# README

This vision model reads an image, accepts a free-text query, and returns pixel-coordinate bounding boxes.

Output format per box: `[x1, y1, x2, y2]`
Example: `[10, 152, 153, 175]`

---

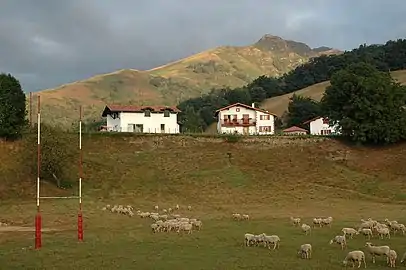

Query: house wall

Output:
[217, 105, 275, 135]
[107, 111, 179, 133]
[256, 112, 275, 135]
[309, 118, 340, 135]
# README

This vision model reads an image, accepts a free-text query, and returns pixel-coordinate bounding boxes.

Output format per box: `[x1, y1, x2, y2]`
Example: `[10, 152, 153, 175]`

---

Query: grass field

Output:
[1, 134, 406, 269]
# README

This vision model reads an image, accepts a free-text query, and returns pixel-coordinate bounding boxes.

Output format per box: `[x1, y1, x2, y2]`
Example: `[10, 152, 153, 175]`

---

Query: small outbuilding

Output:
[282, 126, 308, 135]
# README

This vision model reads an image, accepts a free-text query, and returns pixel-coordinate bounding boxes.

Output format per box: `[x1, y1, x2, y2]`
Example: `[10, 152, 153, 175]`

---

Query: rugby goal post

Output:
[34, 95, 84, 249]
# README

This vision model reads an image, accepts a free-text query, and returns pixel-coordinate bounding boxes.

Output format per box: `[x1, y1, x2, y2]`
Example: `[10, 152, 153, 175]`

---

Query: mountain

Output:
[29, 34, 341, 127]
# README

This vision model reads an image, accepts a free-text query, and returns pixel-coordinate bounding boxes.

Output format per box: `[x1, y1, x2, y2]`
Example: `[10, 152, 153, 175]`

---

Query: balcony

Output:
[221, 119, 256, 127]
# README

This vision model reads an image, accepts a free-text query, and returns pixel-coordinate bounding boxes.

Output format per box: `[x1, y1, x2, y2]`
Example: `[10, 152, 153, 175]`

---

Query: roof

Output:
[283, 126, 308, 133]
[102, 105, 181, 117]
[214, 103, 277, 116]
[302, 116, 323, 125]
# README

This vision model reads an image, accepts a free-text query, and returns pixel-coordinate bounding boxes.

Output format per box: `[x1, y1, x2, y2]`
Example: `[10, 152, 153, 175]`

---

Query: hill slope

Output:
[260, 69, 406, 117]
[31, 34, 340, 127]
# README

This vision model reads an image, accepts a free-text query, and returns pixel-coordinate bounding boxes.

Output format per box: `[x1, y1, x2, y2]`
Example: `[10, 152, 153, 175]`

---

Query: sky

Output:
[1, 0, 405, 92]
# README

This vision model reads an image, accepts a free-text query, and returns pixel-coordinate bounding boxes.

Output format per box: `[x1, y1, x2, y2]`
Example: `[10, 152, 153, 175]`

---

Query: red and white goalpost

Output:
[34, 95, 84, 249]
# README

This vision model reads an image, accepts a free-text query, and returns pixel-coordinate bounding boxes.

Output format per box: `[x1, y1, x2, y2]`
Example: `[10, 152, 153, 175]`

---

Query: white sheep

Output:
[365, 242, 390, 264]
[261, 234, 280, 250]
[168, 208, 172, 212]
[387, 249, 397, 268]
[313, 218, 322, 227]
[187, 205, 192, 210]
[290, 217, 301, 226]
[342, 227, 359, 239]
[358, 228, 373, 240]
[154, 205, 159, 211]
[192, 220, 202, 231]
[151, 223, 160, 233]
[322, 216, 333, 227]
[179, 223, 193, 234]
[175, 204, 179, 210]
[301, 223, 311, 235]
[376, 226, 391, 239]
[232, 213, 241, 220]
[244, 233, 255, 247]
[342, 250, 366, 268]
[242, 214, 249, 220]
[162, 209, 167, 213]
[329, 235, 346, 250]
[298, 244, 312, 259]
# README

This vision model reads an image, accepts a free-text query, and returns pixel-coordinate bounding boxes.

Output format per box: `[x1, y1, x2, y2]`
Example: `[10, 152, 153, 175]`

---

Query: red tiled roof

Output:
[102, 105, 181, 117]
[283, 126, 308, 133]
[215, 103, 277, 116]
[303, 116, 322, 125]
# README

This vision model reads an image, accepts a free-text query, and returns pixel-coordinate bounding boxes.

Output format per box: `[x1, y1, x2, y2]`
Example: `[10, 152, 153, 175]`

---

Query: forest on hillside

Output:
[177, 39, 406, 132]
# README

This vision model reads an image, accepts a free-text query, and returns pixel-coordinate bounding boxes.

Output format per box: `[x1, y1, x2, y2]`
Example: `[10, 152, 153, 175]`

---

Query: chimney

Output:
[252, 103, 255, 108]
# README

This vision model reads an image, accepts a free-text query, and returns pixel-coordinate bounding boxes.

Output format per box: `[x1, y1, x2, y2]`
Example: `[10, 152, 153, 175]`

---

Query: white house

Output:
[215, 103, 276, 135]
[303, 116, 341, 135]
[101, 105, 181, 133]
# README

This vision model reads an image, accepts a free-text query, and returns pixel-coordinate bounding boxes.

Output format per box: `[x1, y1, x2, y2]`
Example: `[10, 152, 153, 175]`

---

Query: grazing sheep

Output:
[375, 226, 391, 239]
[329, 235, 347, 250]
[313, 218, 322, 228]
[400, 251, 406, 264]
[168, 208, 172, 213]
[298, 244, 312, 259]
[151, 223, 160, 233]
[154, 205, 159, 211]
[364, 242, 390, 264]
[301, 224, 311, 235]
[342, 228, 359, 239]
[358, 221, 374, 230]
[261, 234, 280, 250]
[242, 214, 250, 220]
[387, 249, 397, 268]
[175, 204, 179, 210]
[162, 209, 167, 213]
[232, 213, 242, 220]
[343, 250, 366, 268]
[187, 205, 192, 210]
[358, 228, 373, 240]
[322, 216, 333, 227]
[290, 217, 301, 226]
[192, 220, 202, 231]
[244, 233, 256, 247]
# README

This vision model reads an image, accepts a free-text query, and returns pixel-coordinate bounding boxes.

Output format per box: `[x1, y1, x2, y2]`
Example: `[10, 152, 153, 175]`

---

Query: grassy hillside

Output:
[260, 69, 406, 117]
[1, 134, 406, 269]
[30, 35, 340, 127]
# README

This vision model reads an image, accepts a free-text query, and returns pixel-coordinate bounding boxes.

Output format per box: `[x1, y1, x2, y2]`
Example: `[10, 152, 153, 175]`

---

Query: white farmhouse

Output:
[215, 103, 276, 135]
[303, 116, 341, 135]
[101, 105, 181, 133]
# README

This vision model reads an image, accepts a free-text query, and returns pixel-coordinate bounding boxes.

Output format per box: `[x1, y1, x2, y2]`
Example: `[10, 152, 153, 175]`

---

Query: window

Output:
[164, 110, 170, 117]
[322, 118, 329, 124]
[144, 110, 151, 117]
[160, 124, 165, 132]
[232, 114, 238, 121]
[259, 126, 272, 132]
[135, 124, 143, 133]
[321, 129, 331, 135]
[260, 115, 270, 120]
[111, 112, 119, 119]
[236, 108, 240, 112]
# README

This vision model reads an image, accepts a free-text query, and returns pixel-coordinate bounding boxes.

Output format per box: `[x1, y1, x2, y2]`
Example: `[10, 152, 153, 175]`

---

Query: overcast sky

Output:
[1, 0, 405, 92]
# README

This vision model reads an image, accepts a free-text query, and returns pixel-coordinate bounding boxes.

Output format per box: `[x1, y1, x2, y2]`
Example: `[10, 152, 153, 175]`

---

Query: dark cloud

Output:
[0, 0, 405, 92]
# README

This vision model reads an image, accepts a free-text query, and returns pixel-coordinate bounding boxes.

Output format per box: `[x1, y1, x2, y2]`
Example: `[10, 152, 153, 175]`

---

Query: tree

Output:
[321, 62, 406, 144]
[179, 106, 205, 133]
[286, 94, 321, 127]
[0, 73, 27, 140]
[22, 124, 77, 188]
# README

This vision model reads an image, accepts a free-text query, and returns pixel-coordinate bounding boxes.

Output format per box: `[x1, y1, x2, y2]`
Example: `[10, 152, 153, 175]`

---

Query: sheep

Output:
[342, 228, 359, 239]
[301, 223, 311, 235]
[162, 209, 167, 213]
[244, 233, 256, 247]
[387, 249, 397, 268]
[297, 244, 312, 259]
[175, 204, 179, 210]
[168, 208, 173, 213]
[358, 221, 374, 230]
[388, 222, 403, 235]
[151, 223, 160, 233]
[375, 226, 391, 239]
[242, 214, 250, 220]
[321, 216, 333, 227]
[290, 217, 301, 226]
[154, 205, 159, 211]
[342, 250, 366, 268]
[400, 251, 406, 264]
[313, 218, 322, 228]
[358, 228, 373, 240]
[179, 223, 193, 234]
[232, 213, 241, 220]
[187, 205, 192, 211]
[192, 220, 202, 231]
[364, 242, 390, 264]
[261, 234, 280, 250]
[329, 235, 347, 250]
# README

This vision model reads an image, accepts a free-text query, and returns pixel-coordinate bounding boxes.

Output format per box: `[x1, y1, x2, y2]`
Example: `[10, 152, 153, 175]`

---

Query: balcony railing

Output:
[221, 119, 256, 126]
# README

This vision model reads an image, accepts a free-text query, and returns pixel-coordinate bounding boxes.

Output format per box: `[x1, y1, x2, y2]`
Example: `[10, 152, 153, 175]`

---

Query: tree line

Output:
[177, 39, 406, 132]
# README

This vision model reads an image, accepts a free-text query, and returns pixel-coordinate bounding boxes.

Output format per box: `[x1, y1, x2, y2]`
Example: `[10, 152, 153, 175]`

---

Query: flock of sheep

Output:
[102, 203, 201, 234]
[245, 216, 406, 268]
[0, 221, 8, 226]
